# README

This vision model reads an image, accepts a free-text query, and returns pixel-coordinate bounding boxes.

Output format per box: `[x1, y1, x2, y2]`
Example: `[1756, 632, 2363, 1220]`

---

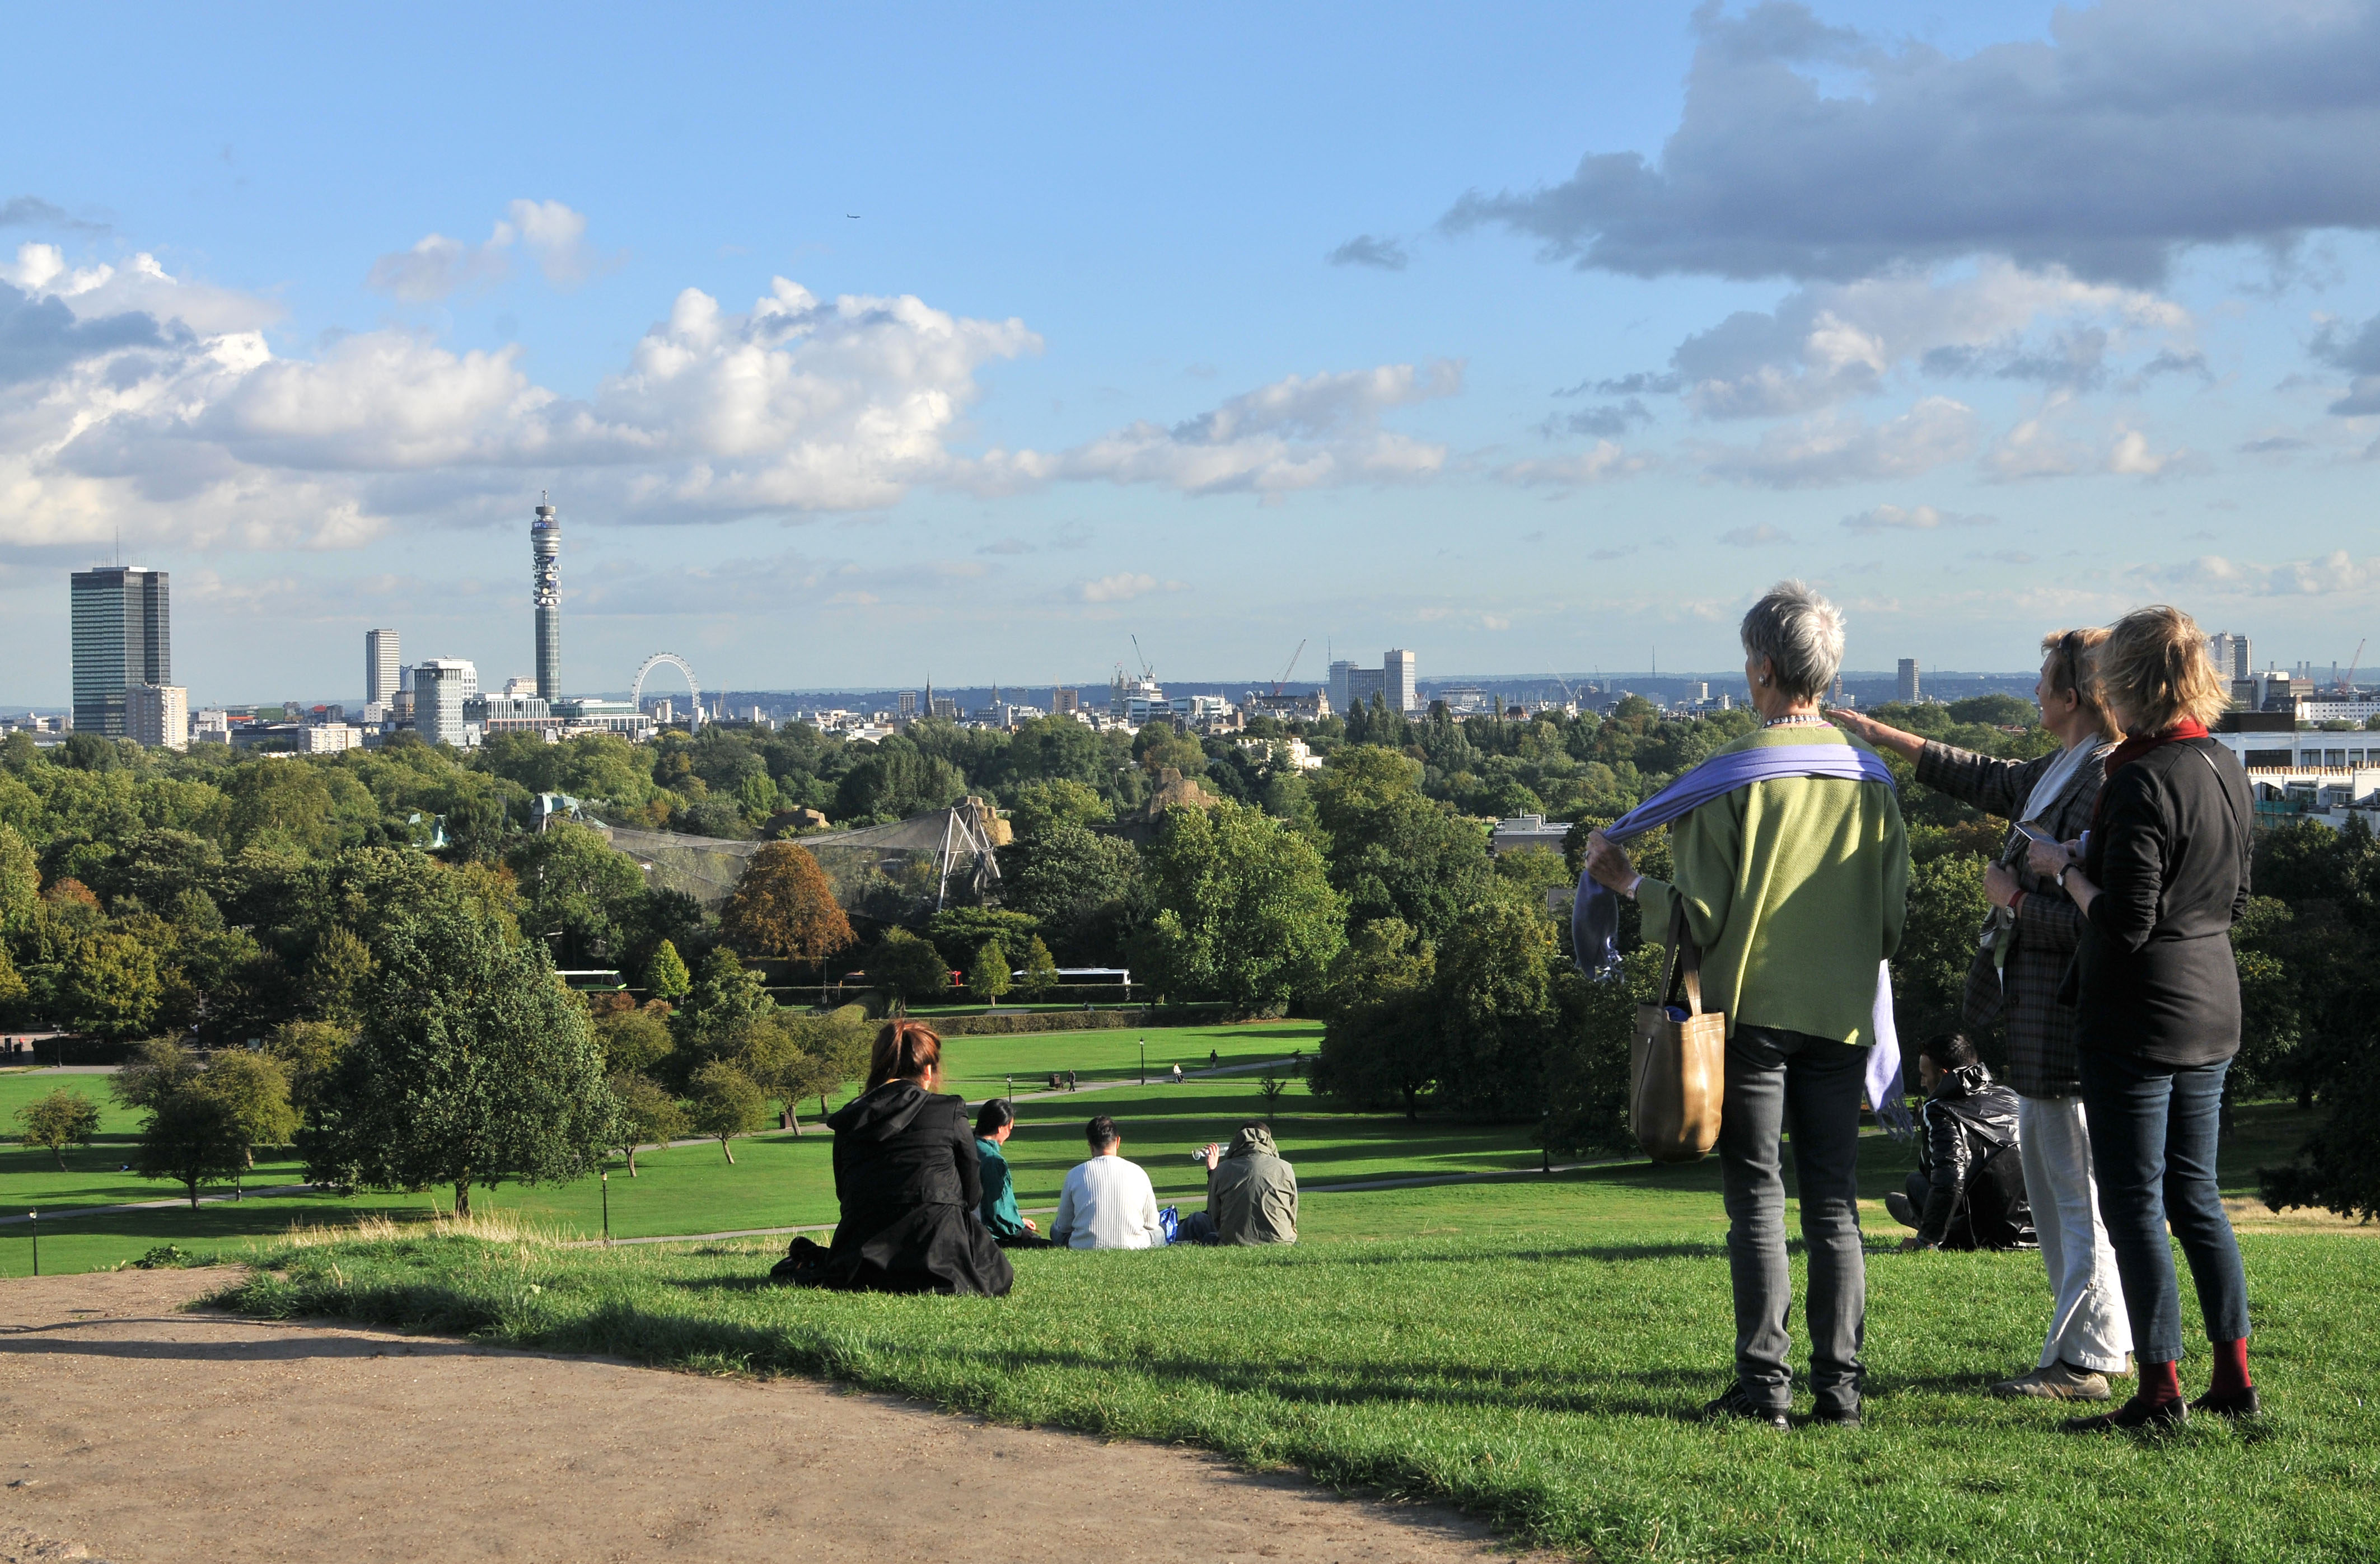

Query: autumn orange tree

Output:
[720, 842, 856, 966]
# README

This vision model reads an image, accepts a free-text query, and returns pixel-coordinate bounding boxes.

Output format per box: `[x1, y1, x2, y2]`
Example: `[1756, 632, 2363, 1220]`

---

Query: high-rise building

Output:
[1051, 687, 1079, 714]
[2206, 633, 2252, 682]
[532, 496, 562, 701]
[1897, 658, 1921, 704]
[127, 683, 189, 751]
[1384, 649, 1417, 713]
[897, 691, 918, 719]
[364, 629, 401, 706]
[1344, 666, 1385, 709]
[1327, 660, 1356, 714]
[69, 566, 170, 737]
[415, 659, 478, 747]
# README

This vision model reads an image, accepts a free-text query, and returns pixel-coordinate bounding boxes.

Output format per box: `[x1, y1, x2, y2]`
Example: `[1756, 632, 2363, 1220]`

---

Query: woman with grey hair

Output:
[1584, 580, 1909, 1429]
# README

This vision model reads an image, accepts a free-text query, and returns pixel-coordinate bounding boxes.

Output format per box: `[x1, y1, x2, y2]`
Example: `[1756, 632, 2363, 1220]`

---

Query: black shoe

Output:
[2061, 1394, 2187, 1434]
[1701, 1382, 1789, 1430]
[2191, 1384, 2261, 1418]
[1808, 1402, 1862, 1429]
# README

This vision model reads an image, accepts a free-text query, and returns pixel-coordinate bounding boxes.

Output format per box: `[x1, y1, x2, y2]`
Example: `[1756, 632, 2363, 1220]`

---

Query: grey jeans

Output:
[1718, 1023, 1869, 1415]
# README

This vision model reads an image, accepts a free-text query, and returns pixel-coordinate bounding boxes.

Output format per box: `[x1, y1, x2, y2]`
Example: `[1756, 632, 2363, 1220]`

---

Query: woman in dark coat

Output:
[778, 1020, 1013, 1296]
[2032, 605, 2254, 1432]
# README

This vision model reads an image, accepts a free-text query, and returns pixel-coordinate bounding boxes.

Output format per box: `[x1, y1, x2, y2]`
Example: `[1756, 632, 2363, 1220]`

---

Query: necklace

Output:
[1762, 712, 1827, 728]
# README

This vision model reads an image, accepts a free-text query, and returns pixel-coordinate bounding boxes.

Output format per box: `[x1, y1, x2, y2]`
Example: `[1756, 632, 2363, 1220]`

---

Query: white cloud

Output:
[6, 241, 279, 333]
[364, 199, 606, 302]
[0, 252, 1042, 555]
[1841, 503, 1994, 533]
[1986, 399, 2194, 481]
[2106, 425, 2189, 476]
[1699, 396, 1977, 489]
[1498, 439, 1650, 488]
[2137, 550, 2380, 598]
[1719, 522, 1793, 547]
[1607, 260, 2193, 422]
[1077, 572, 1185, 603]
[980, 360, 1462, 498]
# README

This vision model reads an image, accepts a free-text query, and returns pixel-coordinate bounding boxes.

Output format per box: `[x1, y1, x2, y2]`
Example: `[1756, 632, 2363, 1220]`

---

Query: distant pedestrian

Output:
[1208, 1050, 1219, 1070]
[1170, 1063, 1184, 1085]
[1067, 1069, 1077, 1092]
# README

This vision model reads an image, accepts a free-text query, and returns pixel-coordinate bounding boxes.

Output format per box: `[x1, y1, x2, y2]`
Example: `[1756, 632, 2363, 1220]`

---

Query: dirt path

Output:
[0, 1270, 1541, 1564]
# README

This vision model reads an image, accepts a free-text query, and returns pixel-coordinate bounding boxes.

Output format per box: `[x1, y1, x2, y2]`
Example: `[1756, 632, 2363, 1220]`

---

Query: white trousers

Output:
[2018, 1094, 2133, 1373]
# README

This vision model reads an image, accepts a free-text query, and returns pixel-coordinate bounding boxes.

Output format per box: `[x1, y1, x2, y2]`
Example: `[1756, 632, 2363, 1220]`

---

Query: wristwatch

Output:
[2055, 865, 2070, 890]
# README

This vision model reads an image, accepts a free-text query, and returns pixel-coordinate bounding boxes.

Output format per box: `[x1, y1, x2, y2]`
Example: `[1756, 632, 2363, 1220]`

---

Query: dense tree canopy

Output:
[299, 867, 614, 1215]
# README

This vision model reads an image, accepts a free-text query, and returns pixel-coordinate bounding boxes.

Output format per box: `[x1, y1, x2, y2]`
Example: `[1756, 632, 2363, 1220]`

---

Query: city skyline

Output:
[8, 3, 2380, 700]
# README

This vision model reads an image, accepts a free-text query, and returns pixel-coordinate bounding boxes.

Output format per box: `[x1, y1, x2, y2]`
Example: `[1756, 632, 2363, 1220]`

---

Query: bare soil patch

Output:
[0, 1270, 1538, 1564]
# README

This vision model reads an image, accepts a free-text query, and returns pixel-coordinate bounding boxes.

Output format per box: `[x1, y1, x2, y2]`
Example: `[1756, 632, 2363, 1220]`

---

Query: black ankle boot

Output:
[2190, 1384, 2261, 1418]
[2062, 1394, 2187, 1434]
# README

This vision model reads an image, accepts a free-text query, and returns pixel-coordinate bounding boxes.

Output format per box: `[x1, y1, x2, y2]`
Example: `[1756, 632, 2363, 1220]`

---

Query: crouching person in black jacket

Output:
[1888, 1034, 2035, 1251]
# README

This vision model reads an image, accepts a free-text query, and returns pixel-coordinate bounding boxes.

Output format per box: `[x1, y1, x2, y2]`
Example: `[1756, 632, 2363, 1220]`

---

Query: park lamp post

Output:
[1139, 1037, 1145, 1086]
[601, 1172, 610, 1245]
[27, 1211, 36, 1277]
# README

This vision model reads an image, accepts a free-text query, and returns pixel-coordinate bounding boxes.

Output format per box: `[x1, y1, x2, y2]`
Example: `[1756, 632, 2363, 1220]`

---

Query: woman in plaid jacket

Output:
[1834, 628, 2131, 1402]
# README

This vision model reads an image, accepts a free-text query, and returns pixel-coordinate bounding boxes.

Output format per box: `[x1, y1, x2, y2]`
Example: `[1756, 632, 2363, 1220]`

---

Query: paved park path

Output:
[0, 1268, 1545, 1564]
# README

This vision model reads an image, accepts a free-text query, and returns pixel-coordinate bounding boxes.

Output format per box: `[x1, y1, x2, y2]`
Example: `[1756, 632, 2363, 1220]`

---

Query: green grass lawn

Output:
[0, 1022, 2338, 1282]
[213, 1158, 2380, 1563]
[0, 1024, 1326, 1273]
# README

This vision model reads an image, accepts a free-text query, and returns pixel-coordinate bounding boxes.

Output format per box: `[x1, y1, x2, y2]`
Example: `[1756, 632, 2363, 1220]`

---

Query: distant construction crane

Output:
[1129, 634, 1154, 681]
[1271, 638, 1307, 695]
[2341, 639, 2367, 692]
[1548, 667, 1580, 707]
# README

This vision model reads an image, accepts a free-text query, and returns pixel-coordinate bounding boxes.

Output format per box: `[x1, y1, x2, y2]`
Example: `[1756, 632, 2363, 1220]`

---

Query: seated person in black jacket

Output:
[1888, 1033, 2036, 1252]
[773, 1020, 1014, 1297]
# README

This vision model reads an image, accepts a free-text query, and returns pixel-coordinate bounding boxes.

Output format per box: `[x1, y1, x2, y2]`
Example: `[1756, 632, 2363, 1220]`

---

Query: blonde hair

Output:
[2038, 626, 2121, 742]
[2093, 606, 2230, 733]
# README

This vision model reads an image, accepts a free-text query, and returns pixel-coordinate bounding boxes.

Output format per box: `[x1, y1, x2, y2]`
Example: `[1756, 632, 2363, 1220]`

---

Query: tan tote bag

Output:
[1631, 901, 1726, 1163]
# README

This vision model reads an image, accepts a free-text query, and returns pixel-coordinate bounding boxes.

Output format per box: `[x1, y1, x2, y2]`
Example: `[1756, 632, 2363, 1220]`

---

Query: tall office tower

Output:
[2206, 633, 2252, 682]
[1897, 658, 1921, 704]
[1383, 649, 1416, 713]
[69, 566, 171, 737]
[1344, 666, 1385, 709]
[532, 495, 562, 701]
[127, 683, 189, 751]
[364, 629, 401, 706]
[1327, 660, 1356, 713]
[897, 691, 918, 719]
[1051, 687, 1079, 714]
[415, 659, 478, 746]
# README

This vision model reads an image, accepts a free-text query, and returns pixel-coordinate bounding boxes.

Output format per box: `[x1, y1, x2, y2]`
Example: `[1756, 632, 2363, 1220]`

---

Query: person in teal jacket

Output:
[974, 1101, 1050, 1248]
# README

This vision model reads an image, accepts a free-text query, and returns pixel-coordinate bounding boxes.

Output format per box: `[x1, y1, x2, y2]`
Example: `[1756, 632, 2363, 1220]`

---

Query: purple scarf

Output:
[1571, 739, 1912, 1134]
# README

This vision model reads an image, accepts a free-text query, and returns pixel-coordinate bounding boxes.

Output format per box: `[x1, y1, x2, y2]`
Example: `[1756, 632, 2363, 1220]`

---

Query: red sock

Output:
[2209, 1338, 2252, 1397]
[2139, 1359, 2182, 1405]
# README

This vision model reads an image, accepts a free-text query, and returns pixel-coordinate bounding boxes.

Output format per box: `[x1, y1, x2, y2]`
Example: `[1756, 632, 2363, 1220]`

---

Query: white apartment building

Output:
[415, 659, 479, 747]
[126, 683, 189, 751]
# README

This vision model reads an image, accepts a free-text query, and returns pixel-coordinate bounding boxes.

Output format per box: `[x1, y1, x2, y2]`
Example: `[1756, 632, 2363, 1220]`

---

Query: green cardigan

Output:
[975, 1137, 1030, 1239]
[1636, 725, 1909, 1045]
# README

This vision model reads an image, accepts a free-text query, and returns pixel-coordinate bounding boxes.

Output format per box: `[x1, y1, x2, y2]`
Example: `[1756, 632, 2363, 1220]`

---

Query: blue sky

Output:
[6, 1, 2379, 703]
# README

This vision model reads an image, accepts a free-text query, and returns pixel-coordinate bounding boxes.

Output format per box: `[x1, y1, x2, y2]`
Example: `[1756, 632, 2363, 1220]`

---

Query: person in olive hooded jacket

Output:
[775, 1020, 1013, 1296]
[1182, 1122, 1298, 1244]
